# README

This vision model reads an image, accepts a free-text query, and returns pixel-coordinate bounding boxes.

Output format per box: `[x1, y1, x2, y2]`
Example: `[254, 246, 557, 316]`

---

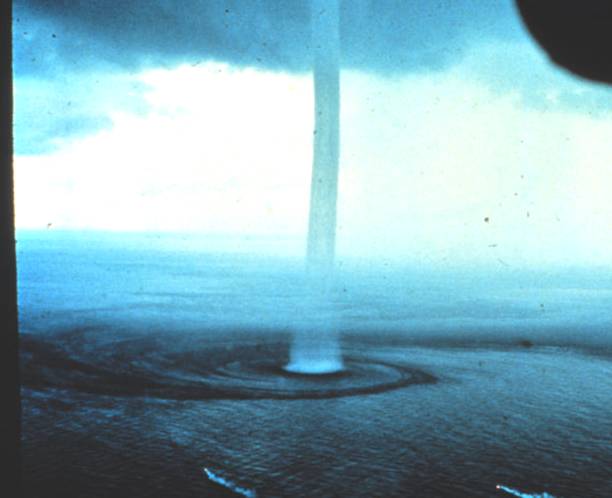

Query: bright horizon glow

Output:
[13, 42, 612, 267]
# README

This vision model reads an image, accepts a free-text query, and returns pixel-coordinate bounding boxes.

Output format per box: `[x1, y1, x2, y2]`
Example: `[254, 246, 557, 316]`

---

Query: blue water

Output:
[16, 229, 612, 348]
[17, 230, 612, 497]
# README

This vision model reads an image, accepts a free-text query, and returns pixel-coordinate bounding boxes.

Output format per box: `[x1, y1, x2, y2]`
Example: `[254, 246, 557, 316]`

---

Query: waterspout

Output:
[286, 0, 343, 374]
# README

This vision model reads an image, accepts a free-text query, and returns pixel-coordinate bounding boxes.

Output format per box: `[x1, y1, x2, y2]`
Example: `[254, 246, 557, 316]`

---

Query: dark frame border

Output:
[1, 0, 21, 495]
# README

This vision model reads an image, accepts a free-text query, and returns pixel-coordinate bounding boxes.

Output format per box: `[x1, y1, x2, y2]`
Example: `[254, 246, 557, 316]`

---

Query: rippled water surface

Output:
[18, 231, 612, 497]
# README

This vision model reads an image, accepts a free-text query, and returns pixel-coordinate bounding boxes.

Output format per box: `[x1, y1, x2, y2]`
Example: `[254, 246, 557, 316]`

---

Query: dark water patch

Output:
[352, 328, 612, 360]
[20, 329, 612, 497]
[21, 426, 240, 498]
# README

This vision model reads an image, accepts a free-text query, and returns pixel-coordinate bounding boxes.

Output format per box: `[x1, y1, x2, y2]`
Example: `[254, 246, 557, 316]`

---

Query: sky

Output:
[12, 0, 612, 267]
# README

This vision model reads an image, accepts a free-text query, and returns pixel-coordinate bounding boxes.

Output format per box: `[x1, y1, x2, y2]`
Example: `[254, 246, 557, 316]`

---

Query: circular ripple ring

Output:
[21, 338, 437, 401]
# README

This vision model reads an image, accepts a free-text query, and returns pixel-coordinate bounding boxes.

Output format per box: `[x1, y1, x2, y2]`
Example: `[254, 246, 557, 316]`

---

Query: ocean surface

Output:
[17, 230, 612, 497]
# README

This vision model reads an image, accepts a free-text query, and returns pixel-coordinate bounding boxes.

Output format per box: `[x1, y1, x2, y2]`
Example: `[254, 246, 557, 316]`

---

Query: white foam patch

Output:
[497, 484, 557, 497]
[203, 467, 256, 498]
[284, 358, 345, 374]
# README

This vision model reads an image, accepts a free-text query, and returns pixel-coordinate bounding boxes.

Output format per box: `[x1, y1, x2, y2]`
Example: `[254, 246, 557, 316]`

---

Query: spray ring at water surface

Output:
[20, 333, 437, 400]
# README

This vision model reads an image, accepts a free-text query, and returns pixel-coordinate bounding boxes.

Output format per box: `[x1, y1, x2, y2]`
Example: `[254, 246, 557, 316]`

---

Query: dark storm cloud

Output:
[13, 73, 150, 155]
[15, 112, 111, 155]
[14, 1, 611, 156]
[12, 0, 524, 155]
[14, 0, 521, 77]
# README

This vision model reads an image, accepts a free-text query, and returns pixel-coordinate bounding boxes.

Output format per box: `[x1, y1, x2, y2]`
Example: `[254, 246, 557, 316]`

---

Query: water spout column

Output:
[286, 0, 343, 374]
